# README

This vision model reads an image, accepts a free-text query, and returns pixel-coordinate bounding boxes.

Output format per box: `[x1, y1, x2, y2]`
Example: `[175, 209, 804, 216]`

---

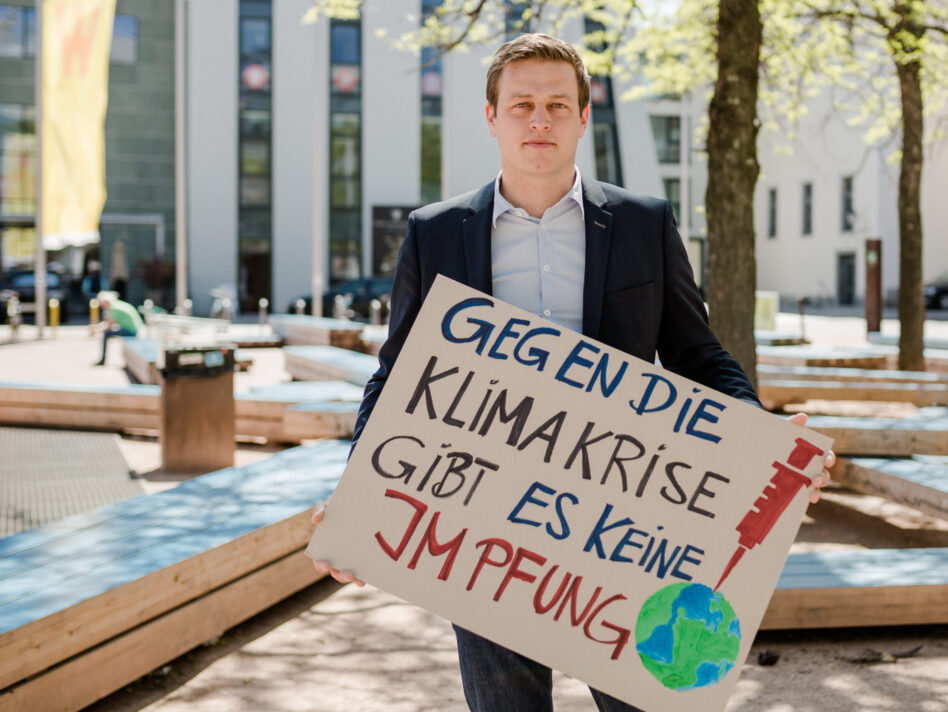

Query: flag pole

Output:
[34, 0, 46, 338]
[174, 0, 188, 312]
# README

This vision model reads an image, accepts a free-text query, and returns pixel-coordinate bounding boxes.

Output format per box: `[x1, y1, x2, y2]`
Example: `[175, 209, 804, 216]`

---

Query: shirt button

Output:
[543, 265, 550, 272]
[543, 309, 551, 317]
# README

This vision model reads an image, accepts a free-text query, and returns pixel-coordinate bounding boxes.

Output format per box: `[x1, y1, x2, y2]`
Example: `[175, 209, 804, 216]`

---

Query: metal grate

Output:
[0, 427, 146, 536]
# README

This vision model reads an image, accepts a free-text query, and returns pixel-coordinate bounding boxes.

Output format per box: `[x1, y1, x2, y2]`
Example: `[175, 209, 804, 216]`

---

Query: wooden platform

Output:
[269, 315, 365, 350]
[831, 456, 948, 520]
[762, 547, 948, 629]
[0, 440, 349, 712]
[757, 345, 892, 369]
[122, 338, 253, 385]
[754, 331, 808, 346]
[758, 379, 948, 410]
[283, 345, 378, 386]
[757, 363, 948, 384]
[0, 381, 361, 443]
[806, 409, 948, 456]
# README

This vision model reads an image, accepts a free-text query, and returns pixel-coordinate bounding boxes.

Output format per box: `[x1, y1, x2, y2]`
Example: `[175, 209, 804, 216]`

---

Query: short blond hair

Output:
[486, 33, 590, 112]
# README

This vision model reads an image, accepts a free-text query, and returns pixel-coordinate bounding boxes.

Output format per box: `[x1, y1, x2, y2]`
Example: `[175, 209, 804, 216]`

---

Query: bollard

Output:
[183, 298, 193, 317]
[369, 298, 382, 326]
[797, 296, 809, 340]
[220, 297, 232, 321]
[89, 297, 100, 325]
[258, 297, 269, 325]
[333, 294, 349, 321]
[7, 293, 21, 340]
[143, 299, 154, 319]
[48, 298, 60, 336]
[295, 298, 306, 316]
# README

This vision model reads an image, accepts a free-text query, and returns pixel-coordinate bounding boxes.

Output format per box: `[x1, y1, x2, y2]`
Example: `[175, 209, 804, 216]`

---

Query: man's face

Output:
[486, 59, 589, 181]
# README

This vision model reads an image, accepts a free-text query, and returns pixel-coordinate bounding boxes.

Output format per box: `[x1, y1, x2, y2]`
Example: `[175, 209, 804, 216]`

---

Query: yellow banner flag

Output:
[41, 0, 116, 245]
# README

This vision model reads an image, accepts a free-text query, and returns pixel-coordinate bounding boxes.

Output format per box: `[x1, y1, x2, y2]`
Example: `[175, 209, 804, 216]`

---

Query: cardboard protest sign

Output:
[307, 275, 833, 711]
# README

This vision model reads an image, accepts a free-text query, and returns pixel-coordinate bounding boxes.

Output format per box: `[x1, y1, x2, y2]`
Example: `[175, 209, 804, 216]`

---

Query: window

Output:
[329, 18, 362, 281]
[420, 1, 442, 204]
[650, 116, 681, 164]
[504, 0, 531, 39]
[802, 182, 812, 236]
[0, 103, 36, 263]
[110, 15, 137, 65]
[586, 17, 623, 186]
[663, 178, 681, 225]
[767, 188, 777, 238]
[841, 176, 854, 232]
[0, 6, 25, 57]
[237, 0, 272, 311]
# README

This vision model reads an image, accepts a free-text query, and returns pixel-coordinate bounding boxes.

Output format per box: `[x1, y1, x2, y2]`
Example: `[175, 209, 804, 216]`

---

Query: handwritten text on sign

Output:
[307, 276, 832, 711]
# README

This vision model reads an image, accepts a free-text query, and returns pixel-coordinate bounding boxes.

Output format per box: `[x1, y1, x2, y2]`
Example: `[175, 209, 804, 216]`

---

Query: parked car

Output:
[0, 269, 71, 324]
[288, 276, 395, 321]
[924, 272, 948, 310]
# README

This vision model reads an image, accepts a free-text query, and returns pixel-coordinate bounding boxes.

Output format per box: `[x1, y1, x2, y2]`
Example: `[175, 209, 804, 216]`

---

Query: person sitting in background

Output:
[81, 261, 108, 303]
[90, 291, 143, 366]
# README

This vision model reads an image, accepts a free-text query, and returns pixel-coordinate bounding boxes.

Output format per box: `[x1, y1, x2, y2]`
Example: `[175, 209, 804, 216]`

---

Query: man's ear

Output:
[579, 104, 590, 135]
[485, 102, 497, 137]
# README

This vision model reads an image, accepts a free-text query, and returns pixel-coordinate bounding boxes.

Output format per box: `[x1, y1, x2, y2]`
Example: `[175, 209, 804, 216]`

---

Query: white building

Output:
[182, 1, 946, 316]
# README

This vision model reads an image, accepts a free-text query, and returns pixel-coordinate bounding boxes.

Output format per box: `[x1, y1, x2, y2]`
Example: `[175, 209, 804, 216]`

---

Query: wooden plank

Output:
[757, 364, 948, 384]
[807, 413, 948, 456]
[282, 401, 359, 441]
[831, 457, 948, 519]
[757, 345, 893, 369]
[758, 379, 948, 410]
[0, 550, 324, 712]
[754, 332, 808, 346]
[0, 406, 159, 432]
[284, 345, 377, 386]
[0, 441, 349, 689]
[762, 547, 948, 629]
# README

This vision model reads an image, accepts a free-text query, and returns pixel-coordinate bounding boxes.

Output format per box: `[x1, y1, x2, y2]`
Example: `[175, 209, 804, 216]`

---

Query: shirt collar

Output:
[492, 167, 585, 228]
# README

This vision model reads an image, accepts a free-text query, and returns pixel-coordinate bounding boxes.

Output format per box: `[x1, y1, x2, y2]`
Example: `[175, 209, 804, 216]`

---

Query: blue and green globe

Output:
[635, 582, 741, 691]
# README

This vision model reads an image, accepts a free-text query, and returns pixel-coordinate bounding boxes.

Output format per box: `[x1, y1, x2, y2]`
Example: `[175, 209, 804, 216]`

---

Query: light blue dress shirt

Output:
[491, 168, 586, 333]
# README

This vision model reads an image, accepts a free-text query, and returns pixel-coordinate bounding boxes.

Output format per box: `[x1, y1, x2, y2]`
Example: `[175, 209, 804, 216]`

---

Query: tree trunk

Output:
[705, 0, 762, 388]
[895, 56, 925, 371]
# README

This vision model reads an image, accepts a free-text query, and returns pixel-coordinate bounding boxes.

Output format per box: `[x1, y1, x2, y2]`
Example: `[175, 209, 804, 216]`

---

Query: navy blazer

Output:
[352, 178, 759, 448]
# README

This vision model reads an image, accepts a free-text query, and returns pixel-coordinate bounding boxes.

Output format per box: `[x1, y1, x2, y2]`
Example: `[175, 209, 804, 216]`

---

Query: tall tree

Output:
[799, 0, 948, 369]
[705, 0, 762, 385]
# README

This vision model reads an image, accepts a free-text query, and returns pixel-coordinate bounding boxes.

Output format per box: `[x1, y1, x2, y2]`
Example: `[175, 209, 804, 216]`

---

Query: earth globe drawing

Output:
[635, 582, 741, 691]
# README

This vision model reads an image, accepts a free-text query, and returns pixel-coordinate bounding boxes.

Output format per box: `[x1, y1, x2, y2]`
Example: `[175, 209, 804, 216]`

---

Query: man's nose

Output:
[529, 107, 551, 129]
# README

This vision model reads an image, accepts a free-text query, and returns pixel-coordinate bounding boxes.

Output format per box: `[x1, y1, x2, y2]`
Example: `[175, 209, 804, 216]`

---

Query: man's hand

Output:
[309, 504, 365, 586]
[786, 412, 835, 504]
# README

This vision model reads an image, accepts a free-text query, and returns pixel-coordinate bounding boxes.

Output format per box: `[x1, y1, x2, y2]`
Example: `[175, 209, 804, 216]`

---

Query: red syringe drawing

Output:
[714, 437, 825, 592]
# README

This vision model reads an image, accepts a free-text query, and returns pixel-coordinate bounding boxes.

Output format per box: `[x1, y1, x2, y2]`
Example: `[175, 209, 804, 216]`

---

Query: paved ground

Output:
[2, 313, 948, 711]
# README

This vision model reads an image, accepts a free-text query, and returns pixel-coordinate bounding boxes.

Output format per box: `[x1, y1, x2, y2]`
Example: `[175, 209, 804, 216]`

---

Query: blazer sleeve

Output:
[350, 214, 423, 453]
[655, 202, 761, 407]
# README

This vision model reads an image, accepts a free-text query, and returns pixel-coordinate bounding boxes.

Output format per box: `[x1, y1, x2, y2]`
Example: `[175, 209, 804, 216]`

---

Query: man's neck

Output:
[498, 168, 576, 219]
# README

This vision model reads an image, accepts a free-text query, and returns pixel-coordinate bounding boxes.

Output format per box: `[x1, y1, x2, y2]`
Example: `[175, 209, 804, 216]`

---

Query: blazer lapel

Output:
[462, 181, 495, 295]
[582, 179, 613, 338]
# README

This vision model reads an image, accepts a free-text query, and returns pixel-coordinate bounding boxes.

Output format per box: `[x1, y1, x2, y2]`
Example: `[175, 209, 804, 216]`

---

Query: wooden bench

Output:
[867, 332, 948, 350]
[754, 331, 808, 346]
[0, 439, 349, 712]
[756, 345, 892, 369]
[122, 338, 254, 385]
[830, 456, 948, 520]
[762, 547, 948, 629]
[0, 381, 361, 443]
[806, 409, 948, 456]
[0, 381, 160, 431]
[269, 315, 365, 351]
[146, 314, 283, 349]
[283, 345, 378, 386]
[758, 379, 948, 410]
[757, 363, 948, 384]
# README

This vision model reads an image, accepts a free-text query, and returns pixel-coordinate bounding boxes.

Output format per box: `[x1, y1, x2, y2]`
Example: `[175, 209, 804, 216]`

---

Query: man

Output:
[91, 290, 143, 366]
[312, 33, 832, 711]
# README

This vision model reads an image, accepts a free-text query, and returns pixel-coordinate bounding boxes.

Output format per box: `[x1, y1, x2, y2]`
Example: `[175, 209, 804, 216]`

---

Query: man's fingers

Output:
[787, 412, 808, 426]
[824, 450, 837, 469]
[311, 504, 326, 525]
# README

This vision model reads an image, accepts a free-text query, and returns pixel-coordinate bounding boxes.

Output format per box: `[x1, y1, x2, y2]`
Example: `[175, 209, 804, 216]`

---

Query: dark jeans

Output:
[454, 626, 645, 712]
[99, 327, 136, 364]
